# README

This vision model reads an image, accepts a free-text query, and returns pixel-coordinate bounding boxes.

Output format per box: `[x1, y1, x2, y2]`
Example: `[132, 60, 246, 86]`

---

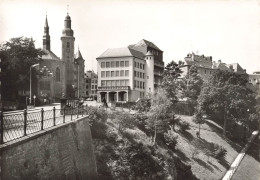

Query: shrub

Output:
[116, 112, 135, 133]
[214, 145, 227, 160]
[88, 107, 108, 139]
[163, 132, 178, 150]
[177, 120, 190, 132]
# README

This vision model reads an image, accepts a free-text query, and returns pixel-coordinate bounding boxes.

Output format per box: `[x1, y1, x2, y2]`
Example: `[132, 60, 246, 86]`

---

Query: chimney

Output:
[243, 69, 246, 73]
[218, 60, 221, 63]
[210, 56, 212, 61]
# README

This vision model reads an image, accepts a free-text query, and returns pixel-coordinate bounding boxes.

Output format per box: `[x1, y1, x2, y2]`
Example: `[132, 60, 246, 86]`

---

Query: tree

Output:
[146, 88, 178, 145]
[162, 60, 183, 104]
[197, 69, 258, 137]
[0, 37, 45, 101]
[180, 65, 203, 113]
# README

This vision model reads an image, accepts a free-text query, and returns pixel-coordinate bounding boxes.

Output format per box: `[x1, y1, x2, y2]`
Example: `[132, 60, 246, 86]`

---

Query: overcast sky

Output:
[0, 0, 260, 73]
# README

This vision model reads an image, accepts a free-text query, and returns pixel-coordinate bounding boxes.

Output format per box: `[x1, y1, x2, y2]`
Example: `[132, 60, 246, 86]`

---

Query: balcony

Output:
[98, 86, 130, 91]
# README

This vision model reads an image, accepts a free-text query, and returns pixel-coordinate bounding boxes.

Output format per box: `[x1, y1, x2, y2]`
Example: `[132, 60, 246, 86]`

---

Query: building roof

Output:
[75, 48, 83, 59]
[133, 39, 162, 51]
[97, 47, 144, 59]
[145, 51, 153, 56]
[42, 50, 61, 61]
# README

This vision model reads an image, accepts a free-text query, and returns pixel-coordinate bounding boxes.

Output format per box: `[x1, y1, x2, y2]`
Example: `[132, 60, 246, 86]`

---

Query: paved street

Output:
[231, 134, 260, 180]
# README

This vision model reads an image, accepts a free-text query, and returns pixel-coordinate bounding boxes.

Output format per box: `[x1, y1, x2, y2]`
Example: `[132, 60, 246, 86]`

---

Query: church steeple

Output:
[43, 15, 50, 51]
[62, 13, 74, 37]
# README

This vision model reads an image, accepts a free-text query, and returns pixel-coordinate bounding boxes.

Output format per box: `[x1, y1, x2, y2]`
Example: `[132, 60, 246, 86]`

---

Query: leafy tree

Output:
[146, 88, 178, 145]
[162, 60, 183, 104]
[0, 37, 45, 101]
[179, 65, 203, 113]
[197, 69, 258, 136]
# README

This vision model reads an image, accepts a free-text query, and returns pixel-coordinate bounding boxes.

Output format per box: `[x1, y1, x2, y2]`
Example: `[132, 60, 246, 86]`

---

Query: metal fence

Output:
[0, 105, 89, 144]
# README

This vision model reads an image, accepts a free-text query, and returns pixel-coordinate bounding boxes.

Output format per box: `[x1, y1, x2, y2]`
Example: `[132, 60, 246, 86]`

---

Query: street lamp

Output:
[30, 63, 39, 105]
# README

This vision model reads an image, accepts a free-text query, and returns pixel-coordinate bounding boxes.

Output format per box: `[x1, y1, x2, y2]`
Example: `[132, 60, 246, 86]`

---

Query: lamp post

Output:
[30, 63, 39, 105]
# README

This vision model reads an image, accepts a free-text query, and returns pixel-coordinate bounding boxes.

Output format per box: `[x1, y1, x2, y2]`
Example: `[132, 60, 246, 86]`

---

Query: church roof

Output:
[42, 50, 61, 61]
[97, 47, 144, 59]
[133, 39, 162, 51]
[75, 48, 83, 59]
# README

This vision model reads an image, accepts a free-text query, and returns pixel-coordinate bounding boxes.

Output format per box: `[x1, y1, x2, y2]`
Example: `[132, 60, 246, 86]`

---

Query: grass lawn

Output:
[175, 115, 243, 180]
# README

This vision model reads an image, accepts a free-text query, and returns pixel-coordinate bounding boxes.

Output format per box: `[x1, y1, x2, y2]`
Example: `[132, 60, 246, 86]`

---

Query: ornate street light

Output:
[30, 63, 39, 105]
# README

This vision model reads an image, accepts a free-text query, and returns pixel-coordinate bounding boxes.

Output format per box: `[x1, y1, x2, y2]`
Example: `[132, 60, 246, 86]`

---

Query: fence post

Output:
[63, 108, 66, 123]
[71, 107, 73, 121]
[24, 109, 27, 136]
[53, 107, 56, 126]
[82, 106, 84, 117]
[41, 108, 44, 130]
[77, 106, 79, 118]
[0, 110, 4, 144]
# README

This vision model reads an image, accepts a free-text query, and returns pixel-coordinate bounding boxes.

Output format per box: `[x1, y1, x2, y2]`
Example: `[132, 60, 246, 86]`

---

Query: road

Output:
[231, 134, 260, 180]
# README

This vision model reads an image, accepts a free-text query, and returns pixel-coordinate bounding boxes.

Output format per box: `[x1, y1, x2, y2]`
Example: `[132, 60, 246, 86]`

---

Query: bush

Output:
[163, 132, 178, 150]
[88, 107, 108, 139]
[214, 145, 227, 160]
[177, 120, 190, 132]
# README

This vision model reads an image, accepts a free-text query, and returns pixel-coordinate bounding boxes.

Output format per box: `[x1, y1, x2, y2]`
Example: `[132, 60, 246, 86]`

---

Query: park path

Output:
[222, 131, 259, 180]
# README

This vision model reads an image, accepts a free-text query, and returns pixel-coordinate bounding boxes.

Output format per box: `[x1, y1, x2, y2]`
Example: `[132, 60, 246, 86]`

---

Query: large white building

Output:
[96, 39, 164, 102]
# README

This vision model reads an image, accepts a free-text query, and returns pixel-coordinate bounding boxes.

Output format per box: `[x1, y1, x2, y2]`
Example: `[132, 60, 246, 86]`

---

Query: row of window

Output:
[134, 80, 145, 89]
[101, 61, 129, 68]
[92, 85, 97, 90]
[134, 62, 145, 70]
[101, 80, 129, 87]
[101, 70, 129, 78]
[134, 71, 145, 79]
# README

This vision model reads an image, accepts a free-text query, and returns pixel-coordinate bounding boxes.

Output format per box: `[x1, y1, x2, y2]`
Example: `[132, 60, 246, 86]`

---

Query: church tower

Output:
[43, 15, 50, 51]
[61, 13, 75, 97]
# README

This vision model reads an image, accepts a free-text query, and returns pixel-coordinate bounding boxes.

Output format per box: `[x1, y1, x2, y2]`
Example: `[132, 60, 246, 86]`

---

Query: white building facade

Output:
[96, 39, 164, 102]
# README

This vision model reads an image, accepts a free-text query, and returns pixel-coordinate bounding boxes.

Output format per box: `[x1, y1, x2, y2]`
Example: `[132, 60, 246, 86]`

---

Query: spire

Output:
[43, 14, 50, 51]
[45, 14, 48, 28]
[75, 47, 83, 59]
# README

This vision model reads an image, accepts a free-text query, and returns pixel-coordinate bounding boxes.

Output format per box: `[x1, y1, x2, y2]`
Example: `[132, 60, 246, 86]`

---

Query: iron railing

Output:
[0, 105, 89, 144]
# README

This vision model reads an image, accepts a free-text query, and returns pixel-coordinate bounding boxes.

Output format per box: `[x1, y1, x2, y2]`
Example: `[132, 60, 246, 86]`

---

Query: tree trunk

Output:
[153, 125, 157, 146]
[223, 111, 227, 137]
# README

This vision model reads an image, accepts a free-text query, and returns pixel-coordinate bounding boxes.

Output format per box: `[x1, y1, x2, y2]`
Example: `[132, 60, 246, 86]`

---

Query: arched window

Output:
[67, 42, 70, 48]
[56, 67, 60, 82]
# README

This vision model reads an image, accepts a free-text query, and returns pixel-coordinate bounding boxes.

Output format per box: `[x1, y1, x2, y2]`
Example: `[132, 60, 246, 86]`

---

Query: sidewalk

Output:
[222, 130, 259, 180]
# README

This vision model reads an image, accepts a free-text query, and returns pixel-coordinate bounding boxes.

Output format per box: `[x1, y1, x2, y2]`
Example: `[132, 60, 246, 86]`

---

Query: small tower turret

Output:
[145, 51, 154, 94]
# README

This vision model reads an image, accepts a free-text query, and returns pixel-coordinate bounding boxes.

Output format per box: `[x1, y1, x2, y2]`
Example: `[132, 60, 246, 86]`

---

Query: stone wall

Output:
[0, 117, 97, 180]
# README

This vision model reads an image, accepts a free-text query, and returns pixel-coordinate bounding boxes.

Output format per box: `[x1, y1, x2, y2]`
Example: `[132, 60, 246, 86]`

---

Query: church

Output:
[36, 13, 85, 103]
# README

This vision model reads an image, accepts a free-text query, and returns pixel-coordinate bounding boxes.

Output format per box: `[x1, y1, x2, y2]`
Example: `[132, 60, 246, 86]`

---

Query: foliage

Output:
[0, 37, 45, 101]
[179, 65, 203, 112]
[177, 120, 190, 132]
[133, 113, 149, 133]
[134, 98, 151, 113]
[146, 88, 179, 144]
[164, 132, 178, 150]
[162, 60, 183, 104]
[88, 107, 108, 139]
[197, 69, 259, 136]
[115, 112, 136, 133]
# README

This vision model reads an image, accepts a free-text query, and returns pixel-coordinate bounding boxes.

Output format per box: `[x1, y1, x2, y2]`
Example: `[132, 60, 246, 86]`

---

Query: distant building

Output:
[36, 14, 85, 103]
[84, 70, 98, 99]
[96, 39, 164, 102]
[180, 52, 246, 78]
[249, 70, 260, 88]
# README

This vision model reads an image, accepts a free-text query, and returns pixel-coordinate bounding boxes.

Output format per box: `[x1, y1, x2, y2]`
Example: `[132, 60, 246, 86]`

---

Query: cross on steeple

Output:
[67, 4, 69, 15]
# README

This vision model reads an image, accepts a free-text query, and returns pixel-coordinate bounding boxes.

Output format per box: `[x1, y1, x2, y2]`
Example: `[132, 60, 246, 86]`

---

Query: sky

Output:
[0, 0, 260, 74]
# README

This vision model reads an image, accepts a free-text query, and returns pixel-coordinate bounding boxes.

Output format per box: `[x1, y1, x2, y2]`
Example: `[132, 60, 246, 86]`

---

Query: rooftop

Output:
[97, 47, 144, 59]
